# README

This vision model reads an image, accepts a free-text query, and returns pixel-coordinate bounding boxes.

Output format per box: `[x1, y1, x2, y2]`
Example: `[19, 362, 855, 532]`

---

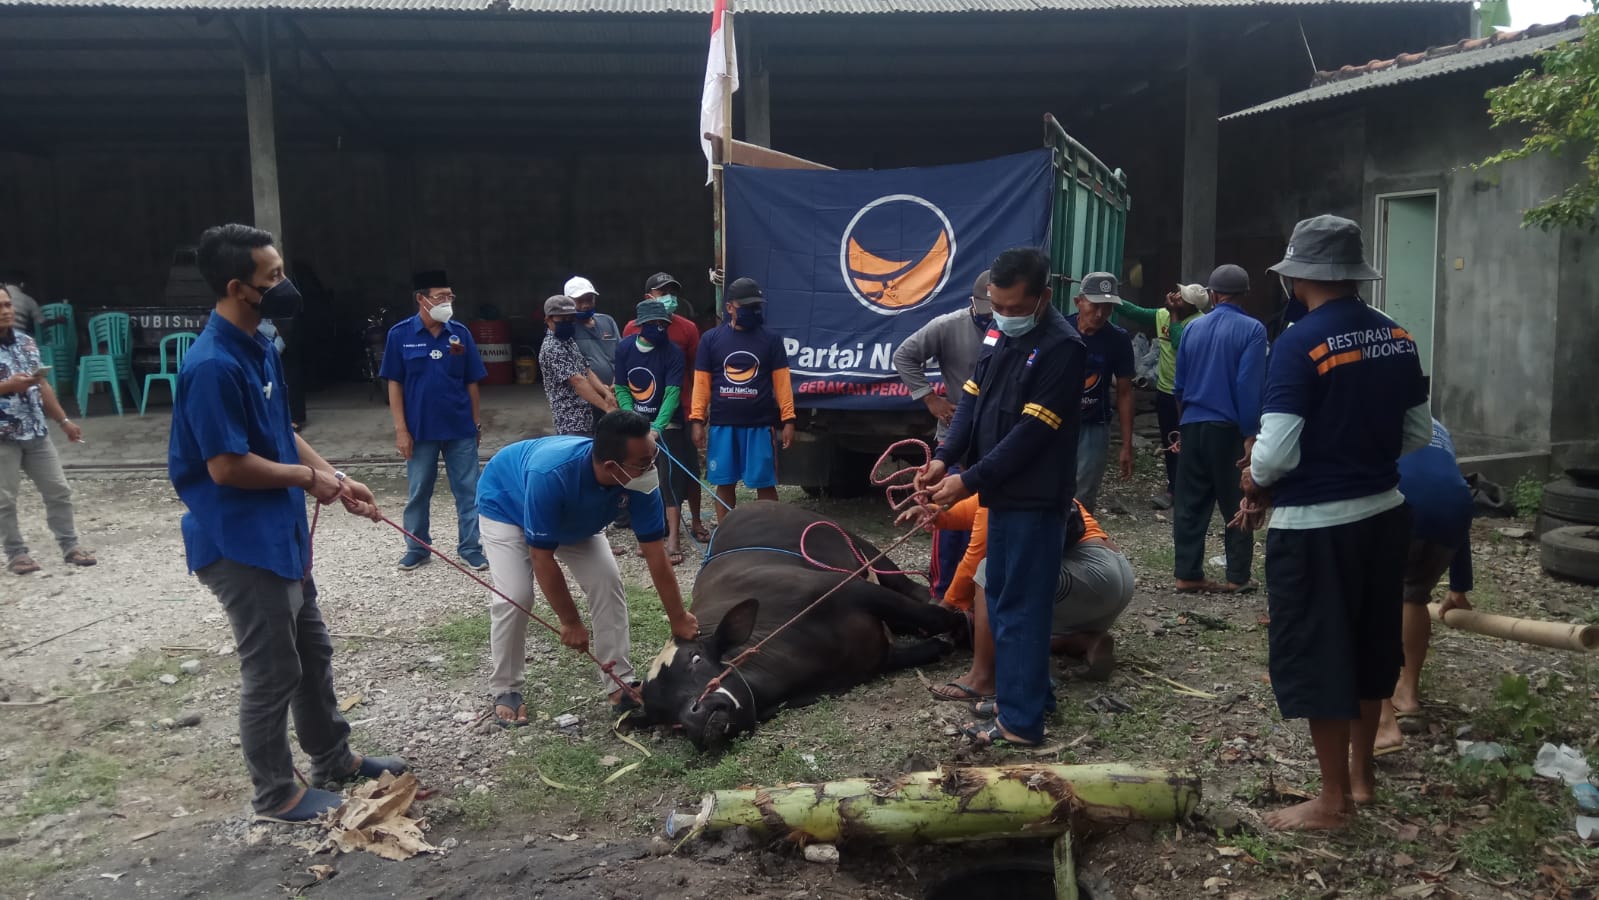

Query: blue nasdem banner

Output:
[724, 148, 1052, 410]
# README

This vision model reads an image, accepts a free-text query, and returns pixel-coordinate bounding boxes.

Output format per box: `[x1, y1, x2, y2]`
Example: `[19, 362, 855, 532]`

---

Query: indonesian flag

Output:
[700, 0, 738, 183]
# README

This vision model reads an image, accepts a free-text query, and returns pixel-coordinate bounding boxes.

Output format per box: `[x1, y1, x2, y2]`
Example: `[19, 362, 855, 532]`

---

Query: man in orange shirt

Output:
[908, 497, 1133, 703]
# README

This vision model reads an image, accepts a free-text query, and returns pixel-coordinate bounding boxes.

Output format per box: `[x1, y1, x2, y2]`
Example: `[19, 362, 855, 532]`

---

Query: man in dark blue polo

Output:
[382, 270, 490, 572]
[917, 247, 1085, 748]
[170, 224, 406, 823]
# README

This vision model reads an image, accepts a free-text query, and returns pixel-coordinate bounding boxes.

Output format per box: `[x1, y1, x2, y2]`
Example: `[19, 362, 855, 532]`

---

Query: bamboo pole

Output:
[1429, 603, 1598, 653]
[1054, 831, 1078, 900]
[668, 764, 1200, 845]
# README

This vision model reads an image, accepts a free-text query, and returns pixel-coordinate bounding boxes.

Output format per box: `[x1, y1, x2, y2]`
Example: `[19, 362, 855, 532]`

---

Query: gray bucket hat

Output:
[1268, 215, 1382, 282]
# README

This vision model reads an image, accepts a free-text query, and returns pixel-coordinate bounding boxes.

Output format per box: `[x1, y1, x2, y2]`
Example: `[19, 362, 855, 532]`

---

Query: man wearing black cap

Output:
[1244, 214, 1432, 831]
[382, 270, 490, 572]
[1170, 262, 1266, 594]
[690, 277, 796, 511]
[624, 273, 707, 542]
[893, 270, 992, 606]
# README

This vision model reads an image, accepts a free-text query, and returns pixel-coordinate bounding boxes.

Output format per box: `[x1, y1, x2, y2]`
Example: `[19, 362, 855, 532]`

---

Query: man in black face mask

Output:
[169, 224, 406, 823]
[893, 269, 992, 607]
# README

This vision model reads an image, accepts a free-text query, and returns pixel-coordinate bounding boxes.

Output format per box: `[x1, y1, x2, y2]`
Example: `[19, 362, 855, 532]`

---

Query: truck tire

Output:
[1536, 512, 1584, 537]
[1566, 466, 1599, 488]
[1540, 526, 1599, 585]
[1541, 479, 1599, 525]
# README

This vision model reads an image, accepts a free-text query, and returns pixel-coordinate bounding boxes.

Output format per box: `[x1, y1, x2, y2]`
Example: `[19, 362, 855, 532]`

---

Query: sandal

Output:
[493, 691, 529, 728]
[959, 718, 1040, 749]
[9, 555, 40, 575]
[63, 548, 96, 567]
[929, 681, 991, 703]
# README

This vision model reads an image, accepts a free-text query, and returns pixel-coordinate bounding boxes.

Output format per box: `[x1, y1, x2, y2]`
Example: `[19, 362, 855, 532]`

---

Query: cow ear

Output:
[709, 598, 759, 661]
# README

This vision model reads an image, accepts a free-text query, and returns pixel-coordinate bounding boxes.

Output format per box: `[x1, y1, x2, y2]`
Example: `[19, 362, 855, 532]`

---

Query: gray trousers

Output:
[1075, 423, 1110, 513]
[0, 435, 79, 561]
[195, 560, 354, 814]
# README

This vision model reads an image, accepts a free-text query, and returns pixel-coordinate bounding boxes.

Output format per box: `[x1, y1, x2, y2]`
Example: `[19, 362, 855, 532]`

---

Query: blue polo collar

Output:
[206, 309, 270, 358]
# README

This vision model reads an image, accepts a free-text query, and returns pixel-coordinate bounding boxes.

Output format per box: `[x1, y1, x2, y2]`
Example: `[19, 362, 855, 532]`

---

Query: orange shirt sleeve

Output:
[1076, 500, 1108, 542]
[932, 494, 980, 531]
[943, 504, 988, 611]
[691, 369, 712, 422]
[771, 368, 797, 422]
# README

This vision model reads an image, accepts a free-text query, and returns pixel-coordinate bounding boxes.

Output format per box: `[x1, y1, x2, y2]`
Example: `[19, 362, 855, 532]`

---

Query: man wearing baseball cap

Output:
[539, 294, 616, 437]
[893, 270, 993, 608]
[1170, 262, 1266, 596]
[564, 276, 621, 426]
[1243, 214, 1432, 831]
[1067, 272, 1135, 514]
[690, 277, 796, 511]
[1117, 282, 1208, 507]
[624, 272, 708, 543]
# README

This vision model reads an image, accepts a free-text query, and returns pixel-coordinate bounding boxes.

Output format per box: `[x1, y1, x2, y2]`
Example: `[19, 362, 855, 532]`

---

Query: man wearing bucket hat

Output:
[1243, 214, 1433, 831]
[625, 272, 709, 545]
[613, 298, 691, 565]
[1170, 263, 1265, 595]
[1116, 283, 1208, 508]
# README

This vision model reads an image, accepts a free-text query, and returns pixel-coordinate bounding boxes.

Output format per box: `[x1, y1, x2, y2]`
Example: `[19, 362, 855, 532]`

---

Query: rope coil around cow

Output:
[693, 439, 942, 706]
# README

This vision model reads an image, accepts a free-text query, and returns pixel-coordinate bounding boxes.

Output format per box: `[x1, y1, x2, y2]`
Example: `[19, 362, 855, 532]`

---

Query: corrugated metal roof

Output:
[0, 0, 1471, 11]
[1222, 18, 1583, 119]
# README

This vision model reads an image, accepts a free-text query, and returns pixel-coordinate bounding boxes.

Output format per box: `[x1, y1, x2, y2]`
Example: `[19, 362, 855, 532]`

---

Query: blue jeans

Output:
[404, 438, 482, 557]
[985, 506, 1067, 743]
[1075, 422, 1109, 513]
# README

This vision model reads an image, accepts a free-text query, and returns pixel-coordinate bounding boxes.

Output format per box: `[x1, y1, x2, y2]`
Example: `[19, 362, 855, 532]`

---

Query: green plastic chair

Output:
[139, 331, 197, 415]
[37, 345, 56, 393]
[76, 312, 134, 417]
[37, 302, 75, 391]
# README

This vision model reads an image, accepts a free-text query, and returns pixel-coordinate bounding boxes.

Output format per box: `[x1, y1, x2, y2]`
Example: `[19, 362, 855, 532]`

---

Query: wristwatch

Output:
[333, 470, 348, 483]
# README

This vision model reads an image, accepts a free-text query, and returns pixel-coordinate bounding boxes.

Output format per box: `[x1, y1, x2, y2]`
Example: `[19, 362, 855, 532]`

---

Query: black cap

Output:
[412, 269, 449, 291]
[1205, 264, 1251, 296]
[644, 272, 682, 294]
[726, 277, 764, 305]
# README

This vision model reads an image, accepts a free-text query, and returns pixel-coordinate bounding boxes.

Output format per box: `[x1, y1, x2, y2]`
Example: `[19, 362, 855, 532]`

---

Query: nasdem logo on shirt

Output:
[723, 351, 761, 385]
[627, 367, 658, 404]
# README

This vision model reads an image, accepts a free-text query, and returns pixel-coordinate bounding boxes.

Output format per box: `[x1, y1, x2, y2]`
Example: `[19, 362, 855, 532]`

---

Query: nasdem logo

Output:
[723, 351, 761, 384]
[839, 194, 956, 317]
[627, 367, 658, 405]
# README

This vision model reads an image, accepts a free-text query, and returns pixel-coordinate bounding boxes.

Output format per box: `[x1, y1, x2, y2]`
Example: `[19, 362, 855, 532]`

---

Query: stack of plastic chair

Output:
[76, 312, 133, 417]
[139, 331, 197, 415]
[36, 302, 76, 395]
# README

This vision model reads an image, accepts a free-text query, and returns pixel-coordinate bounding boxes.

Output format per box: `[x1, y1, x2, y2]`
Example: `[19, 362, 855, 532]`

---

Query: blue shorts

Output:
[706, 425, 777, 489]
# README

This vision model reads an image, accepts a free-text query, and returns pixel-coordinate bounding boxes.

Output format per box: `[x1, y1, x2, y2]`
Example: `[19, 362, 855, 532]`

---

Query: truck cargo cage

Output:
[1045, 114, 1130, 307]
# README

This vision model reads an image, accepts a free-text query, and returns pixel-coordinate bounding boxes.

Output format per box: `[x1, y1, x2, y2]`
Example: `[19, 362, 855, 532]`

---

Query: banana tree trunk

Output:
[670, 763, 1200, 845]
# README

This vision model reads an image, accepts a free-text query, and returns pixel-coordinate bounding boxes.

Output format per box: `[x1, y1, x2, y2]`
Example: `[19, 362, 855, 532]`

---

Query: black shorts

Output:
[1402, 539, 1454, 605]
[1266, 504, 1411, 720]
[656, 426, 700, 510]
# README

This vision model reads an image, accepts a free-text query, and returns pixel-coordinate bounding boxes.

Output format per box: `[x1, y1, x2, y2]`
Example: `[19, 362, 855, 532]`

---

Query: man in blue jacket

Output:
[917, 247, 1085, 748]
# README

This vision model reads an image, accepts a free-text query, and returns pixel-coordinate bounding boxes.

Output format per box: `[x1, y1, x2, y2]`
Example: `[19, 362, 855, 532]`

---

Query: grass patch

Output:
[1511, 475, 1544, 518]
[1455, 784, 1561, 879]
[425, 613, 492, 677]
[9, 749, 124, 822]
[0, 856, 72, 897]
[124, 652, 179, 684]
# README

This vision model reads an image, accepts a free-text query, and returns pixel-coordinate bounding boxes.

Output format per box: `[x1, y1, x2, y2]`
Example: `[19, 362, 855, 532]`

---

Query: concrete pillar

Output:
[741, 21, 771, 148]
[241, 12, 284, 243]
[1180, 15, 1218, 281]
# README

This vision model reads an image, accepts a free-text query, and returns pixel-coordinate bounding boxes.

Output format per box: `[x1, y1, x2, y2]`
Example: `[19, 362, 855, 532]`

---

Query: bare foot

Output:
[1263, 795, 1351, 831]
[1374, 707, 1405, 756]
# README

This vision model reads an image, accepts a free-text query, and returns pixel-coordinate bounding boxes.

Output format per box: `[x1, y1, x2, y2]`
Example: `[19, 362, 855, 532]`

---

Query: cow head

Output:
[639, 598, 759, 752]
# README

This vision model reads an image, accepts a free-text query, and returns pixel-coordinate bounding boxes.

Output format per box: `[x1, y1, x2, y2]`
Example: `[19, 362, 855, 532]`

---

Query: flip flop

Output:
[63, 548, 96, 567]
[959, 719, 1040, 749]
[493, 691, 529, 728]
[928, 681, 991, 702]
[8, 555, 40, 575]
[1373, 744, 1405, 758]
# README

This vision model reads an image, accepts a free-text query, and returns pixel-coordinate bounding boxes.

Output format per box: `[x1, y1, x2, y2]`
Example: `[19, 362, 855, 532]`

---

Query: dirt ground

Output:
[2, 445, 1596, 899]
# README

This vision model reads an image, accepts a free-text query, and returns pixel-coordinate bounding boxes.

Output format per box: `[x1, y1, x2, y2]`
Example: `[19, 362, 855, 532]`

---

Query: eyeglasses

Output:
[428, 292, 456, 303]
[620, 450, 659, 474]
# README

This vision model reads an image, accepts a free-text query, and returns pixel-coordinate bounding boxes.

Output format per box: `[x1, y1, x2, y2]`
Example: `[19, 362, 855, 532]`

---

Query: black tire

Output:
[1540, 526, 1599, 585]
[1566, 466, 1599, 488]
[1542, 479, 1599, 525]
[1536, 512, 1584, 537]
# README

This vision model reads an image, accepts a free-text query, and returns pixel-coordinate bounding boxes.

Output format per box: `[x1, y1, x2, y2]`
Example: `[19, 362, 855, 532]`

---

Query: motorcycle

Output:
[362, 306, 388, 402]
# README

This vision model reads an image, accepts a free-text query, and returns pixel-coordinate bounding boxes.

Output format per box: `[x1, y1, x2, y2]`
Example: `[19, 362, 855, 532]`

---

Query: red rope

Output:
[304, 496, 640, 704]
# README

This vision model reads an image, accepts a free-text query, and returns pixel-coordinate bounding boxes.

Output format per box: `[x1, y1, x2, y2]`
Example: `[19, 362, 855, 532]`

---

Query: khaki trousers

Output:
[482, 516, 633, 697]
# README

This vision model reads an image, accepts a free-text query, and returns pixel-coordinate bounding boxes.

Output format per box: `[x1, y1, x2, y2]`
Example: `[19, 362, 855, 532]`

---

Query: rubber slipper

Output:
[1373, 744, 1405, 758]
[254, 787, 343, 824]
[493, 691, 529, 728]
[8, 555, 40, 575]
[928, 681, 991, 703]
[959, 718, 1040, 749]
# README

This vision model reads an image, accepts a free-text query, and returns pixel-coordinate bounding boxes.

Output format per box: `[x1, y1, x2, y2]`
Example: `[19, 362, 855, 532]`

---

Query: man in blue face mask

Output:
[564, 276, 620, 429]
[623, 273, 708, 544]
[915, 247, 1085, 749]
[540, 295, 617, 438]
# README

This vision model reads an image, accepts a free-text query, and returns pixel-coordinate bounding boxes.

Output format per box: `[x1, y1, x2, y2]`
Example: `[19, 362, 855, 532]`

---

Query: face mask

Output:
[614, 461, 660, 494]
[553, 321, 576, 340]
[641, 323, 670, 346]
[574, 309, 596, 322]
[428, 301, 454, 324]
[657, 294, 679, 314]
[247, 279, 303, 319]
[1279, 275, 1297, 303]
[992, 296, 1043, 338]
[971, 311, 992, 332]
[734, 306, 764, 329]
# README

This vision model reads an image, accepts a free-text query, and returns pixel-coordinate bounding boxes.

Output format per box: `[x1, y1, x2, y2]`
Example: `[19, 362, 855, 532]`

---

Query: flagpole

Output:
[716, 0, 735, 307]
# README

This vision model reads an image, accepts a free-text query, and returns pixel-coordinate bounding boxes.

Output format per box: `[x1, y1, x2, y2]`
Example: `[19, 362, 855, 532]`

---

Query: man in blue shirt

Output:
[1171, 263, 1266, 593]
[1375, 418, 1474, 754]
[170, 224, 405, 823]
[918, 247, 1085, 748]
[478, 410, 699, 726]
[1244, 215, 1432, 831]
[1066, 272, 1135, 513]
[382, 270, 490, 572]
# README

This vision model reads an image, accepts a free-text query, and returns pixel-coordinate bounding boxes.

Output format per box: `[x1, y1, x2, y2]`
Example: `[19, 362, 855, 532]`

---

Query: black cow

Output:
[638, 501, 965, 751]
